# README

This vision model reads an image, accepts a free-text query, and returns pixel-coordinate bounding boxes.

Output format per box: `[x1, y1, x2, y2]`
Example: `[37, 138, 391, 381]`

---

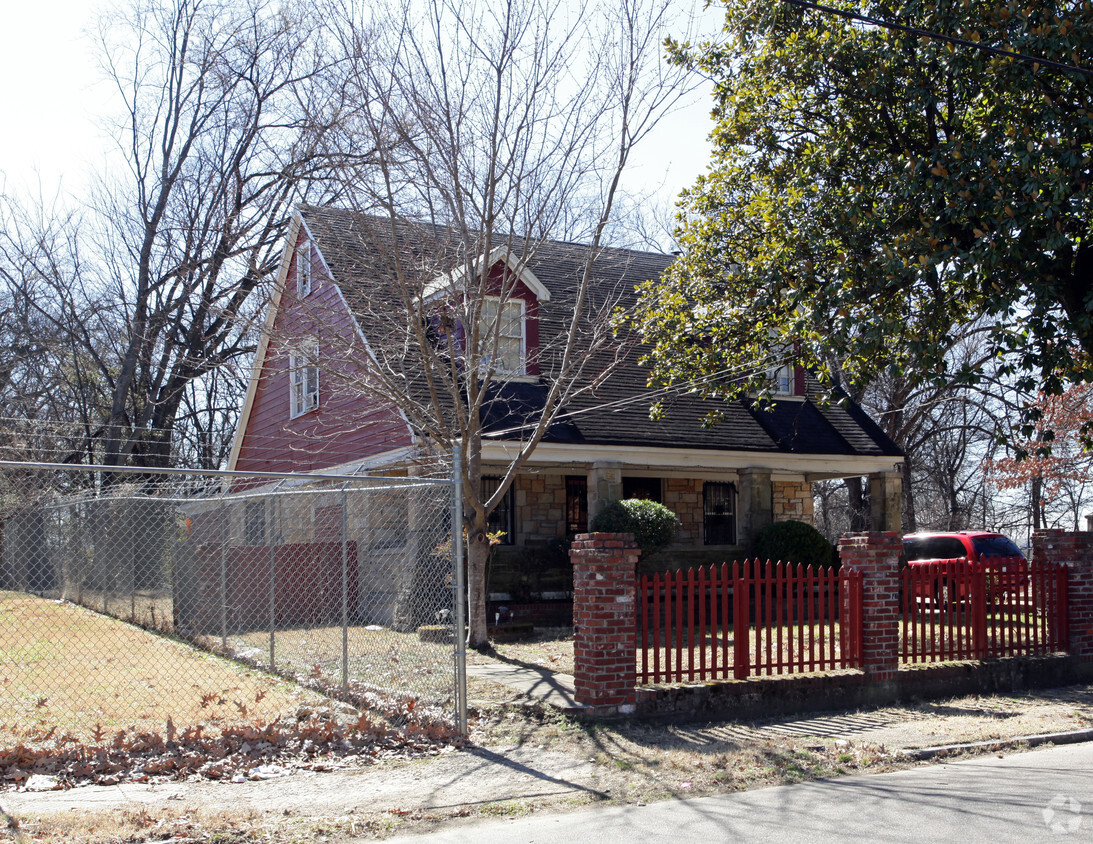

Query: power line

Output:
[781, 0, 1093, 79]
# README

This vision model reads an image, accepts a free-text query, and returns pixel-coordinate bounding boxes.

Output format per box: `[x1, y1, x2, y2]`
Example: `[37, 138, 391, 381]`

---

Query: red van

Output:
[903, 531, 1028, 602]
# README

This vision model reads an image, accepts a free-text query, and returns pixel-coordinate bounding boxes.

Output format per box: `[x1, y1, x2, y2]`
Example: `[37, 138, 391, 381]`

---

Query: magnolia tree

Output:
[309, 0, 697, 647]
[636, 0, 1093, 429]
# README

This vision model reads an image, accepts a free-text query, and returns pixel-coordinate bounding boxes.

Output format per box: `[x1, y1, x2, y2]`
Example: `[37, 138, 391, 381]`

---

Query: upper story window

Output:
[290, 343, 319, 417]
[297, 241, 313, 298]
[770, 364, 794, 395]
[478, 296, 525, 377]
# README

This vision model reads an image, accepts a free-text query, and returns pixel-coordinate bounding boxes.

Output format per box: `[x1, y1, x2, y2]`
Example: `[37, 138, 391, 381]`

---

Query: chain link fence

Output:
[0, 464, 461, 744]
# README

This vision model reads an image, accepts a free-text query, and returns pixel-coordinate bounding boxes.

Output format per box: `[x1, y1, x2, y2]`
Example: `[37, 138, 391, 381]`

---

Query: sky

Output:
[0, 1, 718, 230]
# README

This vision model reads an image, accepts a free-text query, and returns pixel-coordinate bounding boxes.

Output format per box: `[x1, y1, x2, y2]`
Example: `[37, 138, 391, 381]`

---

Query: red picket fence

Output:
[637, 560, 863, 684]
[901, 558, 1069, 663]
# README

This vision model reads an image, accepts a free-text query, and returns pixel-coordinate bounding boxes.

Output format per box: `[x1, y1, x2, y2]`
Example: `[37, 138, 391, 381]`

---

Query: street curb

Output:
[898, 727, 1093, 760]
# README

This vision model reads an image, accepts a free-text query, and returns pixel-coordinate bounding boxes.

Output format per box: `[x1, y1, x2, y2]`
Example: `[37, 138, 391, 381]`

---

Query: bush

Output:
[590, 499, 681, 556]
[752, 520, 837, 568]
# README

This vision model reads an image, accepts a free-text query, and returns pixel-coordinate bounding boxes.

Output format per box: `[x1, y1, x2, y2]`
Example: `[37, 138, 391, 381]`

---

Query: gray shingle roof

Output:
[300, 205, 902, 460]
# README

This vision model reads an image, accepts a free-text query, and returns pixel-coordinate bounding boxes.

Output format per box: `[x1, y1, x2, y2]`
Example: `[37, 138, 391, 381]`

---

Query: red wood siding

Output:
[234, 228, 413, 475]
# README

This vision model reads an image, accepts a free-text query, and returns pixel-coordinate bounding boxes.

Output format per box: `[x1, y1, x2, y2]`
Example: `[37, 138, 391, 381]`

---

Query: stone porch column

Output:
[738, 468, 772, 547]
[869, 470, 903, 533]
[587, 461, 623, 523]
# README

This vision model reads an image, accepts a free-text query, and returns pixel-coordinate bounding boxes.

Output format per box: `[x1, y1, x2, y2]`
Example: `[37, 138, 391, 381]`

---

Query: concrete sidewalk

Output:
[466, 660, 582, 711]
[387, 741, 1093, 843]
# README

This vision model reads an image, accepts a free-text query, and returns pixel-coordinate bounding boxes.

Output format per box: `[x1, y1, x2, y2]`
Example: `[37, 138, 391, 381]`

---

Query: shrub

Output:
[590, 499, 681, 556]
[752, 520, 837, 568]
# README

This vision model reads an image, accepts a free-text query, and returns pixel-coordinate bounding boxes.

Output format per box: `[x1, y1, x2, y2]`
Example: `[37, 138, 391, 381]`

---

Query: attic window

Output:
[297, 241, 313, 298]
[478, 297, 525, 377]
[289, 344, 319, 417]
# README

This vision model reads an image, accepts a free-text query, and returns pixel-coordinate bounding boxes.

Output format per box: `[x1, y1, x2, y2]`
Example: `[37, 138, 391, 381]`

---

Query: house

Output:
[226, 206, 903, 607]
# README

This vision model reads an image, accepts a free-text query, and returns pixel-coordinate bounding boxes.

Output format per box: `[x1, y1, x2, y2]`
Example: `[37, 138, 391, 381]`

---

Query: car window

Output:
[904, 536, 967, 560]
[972, 536, 1024, 558]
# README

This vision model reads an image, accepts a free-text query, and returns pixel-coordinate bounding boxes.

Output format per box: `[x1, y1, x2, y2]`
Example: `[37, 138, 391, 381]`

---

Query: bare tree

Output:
[0, 193, 112, 466]
[815, 321, 1023, 542]
[87, 0, 349, 470]
[305, 0, 695, 646]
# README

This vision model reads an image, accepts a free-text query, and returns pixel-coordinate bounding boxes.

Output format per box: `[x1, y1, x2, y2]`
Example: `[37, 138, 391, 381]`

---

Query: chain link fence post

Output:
[341, 484, 349, 692]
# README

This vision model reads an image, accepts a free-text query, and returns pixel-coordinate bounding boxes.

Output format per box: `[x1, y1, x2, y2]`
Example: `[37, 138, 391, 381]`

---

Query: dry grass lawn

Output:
[232, 624, 455, 704]
[0, 591, 326, 744]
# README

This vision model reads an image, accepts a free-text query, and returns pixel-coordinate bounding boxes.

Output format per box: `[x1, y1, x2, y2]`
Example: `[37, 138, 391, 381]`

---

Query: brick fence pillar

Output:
[838, 532, 901, 683]
[1033, 529, 1093, 663]
[569, 532, 640, 714]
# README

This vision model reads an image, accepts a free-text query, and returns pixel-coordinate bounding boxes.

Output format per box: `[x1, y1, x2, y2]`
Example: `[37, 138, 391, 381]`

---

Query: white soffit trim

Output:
[226, 214, 304, 472]
[422, 246, 551, 302]
[479, 440, 902, 479]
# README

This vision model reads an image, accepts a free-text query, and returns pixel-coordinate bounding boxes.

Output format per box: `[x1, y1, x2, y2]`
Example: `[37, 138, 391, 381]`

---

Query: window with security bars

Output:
[478, 297, 525, 376]
[703, 481, 736, 545]
[566, 476, 587, 536]
[482, 475, 515, 544]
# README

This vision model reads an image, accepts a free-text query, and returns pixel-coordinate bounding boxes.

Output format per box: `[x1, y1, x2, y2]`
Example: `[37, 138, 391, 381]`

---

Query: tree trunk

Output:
[465, 522, 491, 649]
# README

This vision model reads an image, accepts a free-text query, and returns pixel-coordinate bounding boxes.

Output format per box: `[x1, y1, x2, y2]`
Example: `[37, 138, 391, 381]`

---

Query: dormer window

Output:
[479, 296, 525, 377]
[297, 241, 313, 298]
[771, 364, 794, 395]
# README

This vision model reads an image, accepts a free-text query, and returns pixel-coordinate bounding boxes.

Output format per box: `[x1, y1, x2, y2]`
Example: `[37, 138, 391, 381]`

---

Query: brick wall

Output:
[1033, 529, 1093, 663]
[569, 532, 640, 714]
[837, 532, 901, 683]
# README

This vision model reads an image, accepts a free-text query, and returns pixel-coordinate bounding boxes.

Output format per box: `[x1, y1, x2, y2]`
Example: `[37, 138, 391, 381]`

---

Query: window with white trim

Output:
[289, 344, 319, 417]
[770, 364, 794, 395]
[296, 242, 313, 298]
[478, 297, 525, 377]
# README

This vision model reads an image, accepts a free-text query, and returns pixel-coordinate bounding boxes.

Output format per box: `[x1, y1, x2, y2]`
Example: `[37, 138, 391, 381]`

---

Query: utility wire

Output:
[781, 0, 1093, 79]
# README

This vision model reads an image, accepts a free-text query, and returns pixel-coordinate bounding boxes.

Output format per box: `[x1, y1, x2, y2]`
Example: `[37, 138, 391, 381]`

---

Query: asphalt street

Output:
[389, 741, 1093, 843]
